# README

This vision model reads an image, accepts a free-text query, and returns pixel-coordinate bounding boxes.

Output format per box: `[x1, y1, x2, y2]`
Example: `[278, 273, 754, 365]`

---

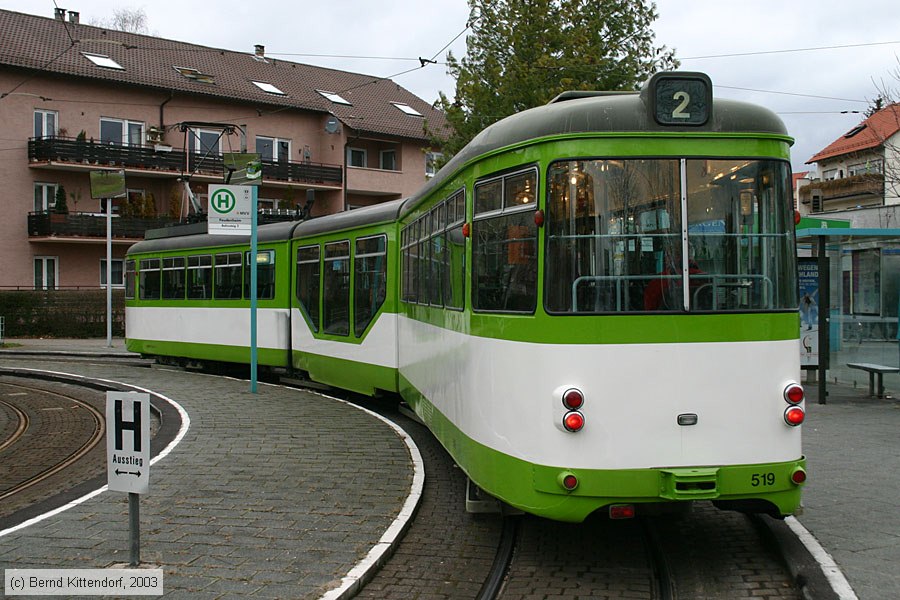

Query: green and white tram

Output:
[126, 72, 806, 522]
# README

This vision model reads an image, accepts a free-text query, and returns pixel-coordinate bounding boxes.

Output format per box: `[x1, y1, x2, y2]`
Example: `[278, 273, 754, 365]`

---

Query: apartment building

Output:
[800, 103, 900, 215]
[0, 8, 447, 290]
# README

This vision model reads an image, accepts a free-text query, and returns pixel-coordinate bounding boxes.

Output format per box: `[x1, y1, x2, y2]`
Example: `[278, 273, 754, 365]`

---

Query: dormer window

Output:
[82, 52, 124, 70]
[317, 90, 352, 106]
[391, 102, 423, 117]
[252, 81, 285, 95]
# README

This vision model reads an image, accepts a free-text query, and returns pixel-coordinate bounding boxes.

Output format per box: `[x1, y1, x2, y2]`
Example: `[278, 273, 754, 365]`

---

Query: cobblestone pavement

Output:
[0, 359, 416, 599]
[794, 383, 900, 600]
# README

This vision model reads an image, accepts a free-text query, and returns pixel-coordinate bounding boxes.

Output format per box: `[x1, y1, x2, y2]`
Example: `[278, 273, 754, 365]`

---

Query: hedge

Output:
[0, 290, 125, 338]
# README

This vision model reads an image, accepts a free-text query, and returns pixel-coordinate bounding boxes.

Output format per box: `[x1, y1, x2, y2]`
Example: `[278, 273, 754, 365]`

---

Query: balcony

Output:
[28, 211, 179, 240]
[799, 173, 884, 205]
[28, 137, 343, 187]
[28, 209, 309, 242]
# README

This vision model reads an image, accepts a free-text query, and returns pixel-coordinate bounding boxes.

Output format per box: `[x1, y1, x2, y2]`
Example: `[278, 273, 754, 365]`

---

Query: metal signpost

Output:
[106, 392, 151, 566]
[89, 170, 126, 349]
[209, 169, 261, 393]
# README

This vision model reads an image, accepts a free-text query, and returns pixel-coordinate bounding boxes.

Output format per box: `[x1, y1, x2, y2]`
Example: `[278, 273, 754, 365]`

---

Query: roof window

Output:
[844, 124, 867, 138]
[252, 81, 286, 95]
[391, 102, 423, 117]
[173, 66, 214, 84]
[82, 52, 124, 70]
[317, 90, 352, 106]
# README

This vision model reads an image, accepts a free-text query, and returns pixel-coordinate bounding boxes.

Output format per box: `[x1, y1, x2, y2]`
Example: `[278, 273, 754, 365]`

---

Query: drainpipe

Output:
[159, 91, 173, 135]
[342, 130, 360, 212]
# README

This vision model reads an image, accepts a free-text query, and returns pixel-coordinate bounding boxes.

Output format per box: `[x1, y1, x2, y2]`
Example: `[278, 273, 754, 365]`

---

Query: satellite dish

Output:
[324, 116, 341, 134]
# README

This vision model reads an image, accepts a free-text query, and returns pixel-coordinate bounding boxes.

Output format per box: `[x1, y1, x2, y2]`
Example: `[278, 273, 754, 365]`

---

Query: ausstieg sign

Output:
[208, 185, 252, 235]
[106, 392, 150, 495]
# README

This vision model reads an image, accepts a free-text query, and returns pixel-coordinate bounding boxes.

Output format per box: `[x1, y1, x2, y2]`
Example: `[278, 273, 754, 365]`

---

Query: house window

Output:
[34, 182, 58, 212]
[34, 257, 58, 290]
[188, 129, 222, 156]
[380, 149, 397, 171]
[100, 259, 125, 288]
[251, 81, 286, 95]
[256, 136, 291, 162]
[100, 117, 144, 146]
[34, 110, 58, 138]
[822, 169, 838, 180]
[317, 90, 352, 105]
[82, 52, 124, 70]
[347, 147, 367, 168]
[848, 160, 883, 176]
[426, 152, 444, 178]
[391, 102, 423, 117]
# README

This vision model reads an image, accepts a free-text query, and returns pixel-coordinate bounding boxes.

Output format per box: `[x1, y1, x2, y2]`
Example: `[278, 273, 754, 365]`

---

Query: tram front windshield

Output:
[544, 158, 797, 313]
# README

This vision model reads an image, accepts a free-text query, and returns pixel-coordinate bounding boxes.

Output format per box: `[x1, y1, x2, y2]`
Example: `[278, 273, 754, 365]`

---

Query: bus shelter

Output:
[795, 227, 900, 403]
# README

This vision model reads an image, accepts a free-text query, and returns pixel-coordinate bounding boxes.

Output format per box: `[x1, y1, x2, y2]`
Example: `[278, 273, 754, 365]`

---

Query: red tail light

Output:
[783, 383, 805, 404]
[563, 411, 585, 432]
[791, 468, 807, 485]
[562, 388, 584, 410]
[784, 406, 805, 426]
[559, 473, 578, 491]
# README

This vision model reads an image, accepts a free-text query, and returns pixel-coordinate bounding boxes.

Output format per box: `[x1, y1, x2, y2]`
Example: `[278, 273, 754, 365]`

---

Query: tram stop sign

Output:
[106, 392, 150, 494]
[208, 184, 253, 235]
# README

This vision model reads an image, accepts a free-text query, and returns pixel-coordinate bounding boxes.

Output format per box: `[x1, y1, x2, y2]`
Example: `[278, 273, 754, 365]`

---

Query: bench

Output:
[847, 363, 899, 398]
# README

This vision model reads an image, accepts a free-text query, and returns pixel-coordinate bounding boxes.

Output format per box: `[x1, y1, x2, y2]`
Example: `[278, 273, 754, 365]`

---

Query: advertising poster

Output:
[798, 258, 819, 368]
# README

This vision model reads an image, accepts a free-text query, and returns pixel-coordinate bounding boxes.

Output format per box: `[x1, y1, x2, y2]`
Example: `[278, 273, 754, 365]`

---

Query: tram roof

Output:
[401, 82, 790, 218]
[291, 198, 406, 238]
[127, 220, 300, 254]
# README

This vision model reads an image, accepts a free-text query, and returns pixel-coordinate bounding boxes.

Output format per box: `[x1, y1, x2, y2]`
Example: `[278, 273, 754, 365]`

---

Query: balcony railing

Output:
[28, 211, 180, 239]
[799, 173, 884, 204]
[28, 137, 343, 186]
[28, 209, 310, 240]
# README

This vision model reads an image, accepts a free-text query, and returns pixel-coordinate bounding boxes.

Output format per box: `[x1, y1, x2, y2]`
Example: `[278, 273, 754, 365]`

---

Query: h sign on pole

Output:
[106, 392, 150, 495]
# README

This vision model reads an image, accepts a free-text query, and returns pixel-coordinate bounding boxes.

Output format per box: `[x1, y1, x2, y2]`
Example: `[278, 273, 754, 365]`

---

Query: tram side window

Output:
[472, 169, 538, 313]
[323, 240, 351, 336]
[243, 250, 275, 300]
[444, 189, 466, 310]
[187, 255, 212, 299]
[162, 257, 186, 300]
[125, 260, 135, 299]
[214, 252, 242, 299]
[296, 245, 320, 331]
[401, 227, 416, 303]
[354, 235, 387, 336]
[139, 258, 161, 300]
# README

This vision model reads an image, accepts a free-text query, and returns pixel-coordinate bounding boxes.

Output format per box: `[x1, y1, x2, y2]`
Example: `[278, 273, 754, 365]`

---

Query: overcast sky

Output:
[4, 0, 900, 172]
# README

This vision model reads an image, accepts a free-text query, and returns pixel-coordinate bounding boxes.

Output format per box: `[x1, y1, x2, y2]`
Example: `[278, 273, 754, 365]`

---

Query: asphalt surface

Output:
[1, 338, 898, 599]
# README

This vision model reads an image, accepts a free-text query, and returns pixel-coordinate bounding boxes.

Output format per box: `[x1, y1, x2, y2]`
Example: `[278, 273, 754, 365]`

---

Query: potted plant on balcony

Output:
[75, 130, 87, 162]
[54, 185, 69, 214]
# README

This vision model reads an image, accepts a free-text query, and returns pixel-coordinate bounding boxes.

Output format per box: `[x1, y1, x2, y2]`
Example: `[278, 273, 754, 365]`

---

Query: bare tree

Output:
[90, 7, 154, 35]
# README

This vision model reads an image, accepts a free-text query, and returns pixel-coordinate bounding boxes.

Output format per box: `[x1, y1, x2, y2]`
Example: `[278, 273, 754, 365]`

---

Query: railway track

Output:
[0, 378, 107, 519]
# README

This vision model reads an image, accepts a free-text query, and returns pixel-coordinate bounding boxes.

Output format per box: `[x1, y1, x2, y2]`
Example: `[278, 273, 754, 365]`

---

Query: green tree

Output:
[430, 0, 677, 161]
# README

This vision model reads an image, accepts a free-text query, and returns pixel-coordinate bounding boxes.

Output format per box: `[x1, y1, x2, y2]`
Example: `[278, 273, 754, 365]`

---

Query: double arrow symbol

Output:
[115, 469, 141, 477]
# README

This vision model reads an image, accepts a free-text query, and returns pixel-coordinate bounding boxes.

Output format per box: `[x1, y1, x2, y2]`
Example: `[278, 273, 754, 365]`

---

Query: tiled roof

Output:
[806, 103, 900, 164]
[0, 9, 448, 141]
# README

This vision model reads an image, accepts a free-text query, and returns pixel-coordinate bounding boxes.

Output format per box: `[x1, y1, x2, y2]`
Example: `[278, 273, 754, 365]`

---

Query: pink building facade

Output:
[0, 8, 446, 290]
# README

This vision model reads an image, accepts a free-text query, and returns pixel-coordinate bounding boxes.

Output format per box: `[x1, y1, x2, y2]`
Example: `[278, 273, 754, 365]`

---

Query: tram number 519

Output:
[751, 472, 775, 487]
